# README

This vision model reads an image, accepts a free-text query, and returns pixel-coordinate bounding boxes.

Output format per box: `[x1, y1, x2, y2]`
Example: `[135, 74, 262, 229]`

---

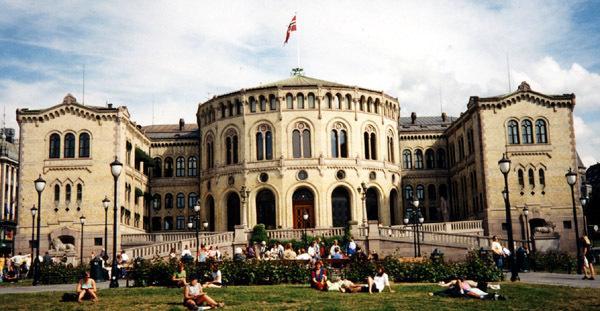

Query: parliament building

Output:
[13, 72, 585, 255]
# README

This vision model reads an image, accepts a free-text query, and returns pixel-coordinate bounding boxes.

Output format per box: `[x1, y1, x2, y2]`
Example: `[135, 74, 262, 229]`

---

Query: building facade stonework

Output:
[14, 76, 586, 256]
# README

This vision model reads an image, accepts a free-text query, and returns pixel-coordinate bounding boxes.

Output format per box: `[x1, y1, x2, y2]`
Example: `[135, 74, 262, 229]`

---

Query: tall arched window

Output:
[539, 169, 546, 187]
[220, 103, 226, 118]
[54, 185, 60, 203]
[367, 98, 373, 112]
[175, 157, 185, 177]
[49, 133, 61, 158]
[176, 193, 185, 209]
[297, 93, 304, 109]
[436, 148, 446, 169]
[307, 93, 315, 108]
[205, 136, 214, 169]
[76, 184, 83, 202]
[249, 97, 257, 113]
[228, 101, 233, 116]
[165, 193, 173, 209]
[269, 95, 277, 110]
[64, 133, 75, 158]
[416, 185, 425, 201]
[235, 99, 242, 115]
[324, 93, 332, 109]
[425, 149, 435, 169]
[152, 194, 161, 210]
[518, 169, 524, 188]
[521, 120, 533, 144]
[65, 184, 72, 203]
[415, 149, 424, 169]
[188, 193, 198, 209]
[286, 94, 293, 109]
[259, 96, 267, 112]
[292, 122, 311, 158]
[188, 156, 197, 176]
[256, 124, 273, 160]
[403, 185, 413, 201]
[528, 168, 535, 187]
[535, 119, 548, 143]
[387, 132, 395, 162]
[330, 123, 348, 158]
[345, 94, 352, 110]
[359, 96, 365, 111]
[335, 94, 342, 109]
[225, 129, 239, 165]
[363, 125, 377, 160]
[402, 150, 412, 169]
[164, 157, 174, 177]
[507, 120, 519, 144]
[78, 133, 90, 158]
[153, 157, 162, 177]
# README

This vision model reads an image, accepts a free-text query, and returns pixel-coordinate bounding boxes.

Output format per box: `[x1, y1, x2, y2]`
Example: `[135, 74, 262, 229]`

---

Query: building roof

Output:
[399, 114, 457, 132]
[142, 123, 199, 140]
[247, 75, 348, 90]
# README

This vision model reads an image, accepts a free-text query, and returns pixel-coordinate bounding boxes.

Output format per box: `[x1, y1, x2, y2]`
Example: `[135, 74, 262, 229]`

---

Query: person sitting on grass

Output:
[203, 264, 224, 288]
[183, 277, 224, 310]
[3, 261, 18, 283]
[283, 243, 297, 260]
[363, 266, 394, 294]
[172, 261, 188, 287]
[331, 247, 345, 259]
[310, 260, 328, 291]
[76, 271, 98, 303]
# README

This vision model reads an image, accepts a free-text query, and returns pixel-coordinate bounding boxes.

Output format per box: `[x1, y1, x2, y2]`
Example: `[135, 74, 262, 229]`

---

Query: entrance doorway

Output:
[292, 187, 315, 229]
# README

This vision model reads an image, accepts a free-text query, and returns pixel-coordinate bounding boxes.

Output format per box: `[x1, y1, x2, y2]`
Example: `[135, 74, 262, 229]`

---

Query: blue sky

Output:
[0, 0, 599, 165]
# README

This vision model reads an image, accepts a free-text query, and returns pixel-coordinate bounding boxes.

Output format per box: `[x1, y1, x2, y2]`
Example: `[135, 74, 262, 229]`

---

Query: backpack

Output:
[61, 293, 78, 302]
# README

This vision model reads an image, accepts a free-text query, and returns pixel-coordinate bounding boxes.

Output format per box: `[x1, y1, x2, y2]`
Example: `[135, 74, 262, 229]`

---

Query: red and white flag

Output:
[284, 15, 297, 44]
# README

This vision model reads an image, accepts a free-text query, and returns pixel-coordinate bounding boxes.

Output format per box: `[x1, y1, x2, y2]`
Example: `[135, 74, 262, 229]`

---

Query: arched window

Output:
[64, 133, 75, 158]
[297, 93, 304, 109]
[235, 99, 242, 115]
[78, 133, 90, 158]
[521, 120, 533, 144]
[153, 157, 162, 177]
[367, 98, 373, 112]
[535, 119, 548, 143]
[415, 149, 424, 169]
[539, 169, 546, 187]
[374, 99, 380, 114]
[366, 187, 379, 221]
[335, 94, 342, 109]
[228, 101, 233, 116]
[165, 193, 173, 209]
[77, 184, 83, 202]
[425, 149, 435, 169]
[518, 169, 524, 188]
[331, 123, 348, 158]
[307, 93, 315, 109]
[176, 157, 185, 177]
[54, 185, 60, 203]
[292, 122, 311, 158]
[226, 192, 241, 231]
[436, 149, 446, 169]
[387, 133, 395, 162]
[205, 136, 214, 169]
[256, 124, 273, 160]
[188, 156, 197, 176]
[65, 184, 72, 203]
[345, 95, 352, 110]
[402, 150, 412, 169]
[269, 95, 277, 111]
[416, 185, 425, 201]
[507, 120, 519, 144]
[256, 189, 276, 229]
[403, 185, 413, 201]
[324, 93, 332, 109]
[49, 133, 61, 158]
[188, 193, 198, 209]
[528, 169, 535, 187]
[176, 193, 185, 209]
[225, 129, 239, 165]
[164, 157, 174, 177]
[259, 96, 267, 112]
[359, 96, 365, 111]
[220, 103, 226, 118]
[152, 194, 161, 210]
[249, 97, 257, 113]
[286, 94, 293, 109]
[363, 125, 377, 160]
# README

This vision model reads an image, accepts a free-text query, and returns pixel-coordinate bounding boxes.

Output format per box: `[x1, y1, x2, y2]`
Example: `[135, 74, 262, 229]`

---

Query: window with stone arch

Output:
[324, 93, 332, 109]
[528, 168, 535, 187]
[249, 97, 257, 113]
[307, 93, 316, 109]
[363, 125, 377, 160]
[425, 149, 435, 169]
[259, 95, 267, 112]
[521, 119, 533, 144]
[175, 156, 185, 177]
[359, 96, 365, 111]
[64, 133, 75, 158]
[78, 132, 90, 158]
[330, 122, 348, 158]
[297, 93, 305, 109]
[228, 101, 234, 117]
[335, 94, 343, 109]
[224, 128, 239, 165]
[286, 93, 294, 109]
[539, 168, 546, 187]
[518, 169, 524, 188]
[415, 149, 424, 169]
[269, 94, 278, 111]
[367, 97, 373, 112]
[256, 124, 273, 161]
[387, 130, 395, 162]
[507, 120, 519, 144]
[345, 94, 352, 110]
[292, 121, 311, 158]
[49, 133, 61, 158]
[176, 193, 185, 209]
[205, 135, 214, 169]
[535, 119, 548, 143]
[188, 156, 197, 176]
[402, 149, 412, 169]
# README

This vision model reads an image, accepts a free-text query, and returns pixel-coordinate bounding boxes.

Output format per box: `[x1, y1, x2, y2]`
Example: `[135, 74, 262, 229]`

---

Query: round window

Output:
[259, 173, 269, 183]
[369, 171, 376, 180]
[297, 170, 308, 181]
[228, 176, 235, 186]
[336, 170, 346, 180]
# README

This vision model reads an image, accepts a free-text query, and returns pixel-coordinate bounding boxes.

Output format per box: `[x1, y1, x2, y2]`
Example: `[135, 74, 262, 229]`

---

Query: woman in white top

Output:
[363, 267, 394, 294]
[203, 264, 224, 288]
[76, 271, 98, 302]
[183, 278, 223, 310]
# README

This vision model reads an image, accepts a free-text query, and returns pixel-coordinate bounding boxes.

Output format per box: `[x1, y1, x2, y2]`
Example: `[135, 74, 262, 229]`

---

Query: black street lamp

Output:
[102, 196, 110, 257]
[302, 212, 309, 248]
[109, 157, 123, 288]
[498, 153, 519, 282]
[79, 215, 86, 266]
[30, 205, 37, 275]
[193, 202, 201, 261]
[403, 198, 424, 257]
[565, 167, 582, 274]
[203, 220, 209, 232]
[580, 196, 589, 236]
[523, 206, 531, 252]
[32, 174, 46, 286]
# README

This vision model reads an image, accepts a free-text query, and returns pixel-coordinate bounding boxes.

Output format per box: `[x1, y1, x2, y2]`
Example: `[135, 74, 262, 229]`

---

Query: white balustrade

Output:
[266, 228, 345, 241]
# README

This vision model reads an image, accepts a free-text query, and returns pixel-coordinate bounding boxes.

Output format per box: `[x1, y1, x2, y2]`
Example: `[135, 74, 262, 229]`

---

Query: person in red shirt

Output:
[310, 261, 328, 291]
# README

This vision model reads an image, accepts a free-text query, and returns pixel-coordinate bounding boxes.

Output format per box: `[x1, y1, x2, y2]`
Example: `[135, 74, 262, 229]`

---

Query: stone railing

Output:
[122, 232, 217, 245]
[392, 220, 483, 235]
[126, 232, 234, 259]
[449, 220, 483, 233]
[380, 227, 524, 250]
[265, 227, 346, 241]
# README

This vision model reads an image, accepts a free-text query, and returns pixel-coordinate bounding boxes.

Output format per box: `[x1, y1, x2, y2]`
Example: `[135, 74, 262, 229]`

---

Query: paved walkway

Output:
[517, 272, 600, 288]
[0, 280, 127, 294]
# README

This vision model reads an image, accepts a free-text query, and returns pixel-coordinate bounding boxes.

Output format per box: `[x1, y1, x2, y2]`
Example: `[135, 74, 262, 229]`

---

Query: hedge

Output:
[529, 250, 576, 273]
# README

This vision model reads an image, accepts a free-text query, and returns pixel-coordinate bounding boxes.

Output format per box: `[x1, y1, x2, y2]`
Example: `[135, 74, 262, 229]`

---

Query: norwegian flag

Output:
[284, 15, 297, 44]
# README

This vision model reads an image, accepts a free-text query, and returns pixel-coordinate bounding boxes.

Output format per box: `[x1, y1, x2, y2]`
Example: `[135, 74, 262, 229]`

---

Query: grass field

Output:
[1, 283, 599, 310]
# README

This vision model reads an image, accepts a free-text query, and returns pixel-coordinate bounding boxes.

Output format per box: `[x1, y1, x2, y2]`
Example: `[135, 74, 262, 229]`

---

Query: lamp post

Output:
[203, 220, 209, 232]
[102, 196, 110, 257]
[302, 212, 309, 248]
[79, 215, 86, 266]
[187, 222, 193, 231]
[565, 167, 582, 274]
[32, 175, 46, 286]
[403, 198, 424, 257]
[109, 157, 123, 288]
[358, 182, 368, 227]
[523, 206, 531, 252]
[240, 186, 250, 228]
[30, 205, 37, 274]
[498, 153, 518, 281]
[194, 202, 201, 261]
[580, 196, 589, 236]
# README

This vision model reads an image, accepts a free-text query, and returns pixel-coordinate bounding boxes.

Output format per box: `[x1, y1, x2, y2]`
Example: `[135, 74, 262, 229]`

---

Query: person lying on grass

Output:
[183, 277, 224, 310]
[363, 266, 394, 294]
[326, 278, 364, 293]
[76, 271, 98, 303]
[429, 277, 505, 300]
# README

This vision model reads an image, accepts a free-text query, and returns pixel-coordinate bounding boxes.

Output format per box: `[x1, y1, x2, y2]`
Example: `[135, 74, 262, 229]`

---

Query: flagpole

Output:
[296, 12, 300, 70]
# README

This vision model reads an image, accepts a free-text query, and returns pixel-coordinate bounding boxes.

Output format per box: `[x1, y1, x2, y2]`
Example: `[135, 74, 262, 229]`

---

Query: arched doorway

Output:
[256, 189, 276, 229]
[226, 192, 241, 231]
[389, 189, 398, 225]
[331, 187, 351, 227]
[366, 187, 379, 221]
[151, 217, 161, 231]
[205, 195, 215, 231]
[293, 187, 315, 229]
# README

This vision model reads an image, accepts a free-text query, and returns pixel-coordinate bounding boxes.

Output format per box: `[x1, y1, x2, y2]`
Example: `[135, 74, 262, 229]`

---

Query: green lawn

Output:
[1, 283, 599, 310]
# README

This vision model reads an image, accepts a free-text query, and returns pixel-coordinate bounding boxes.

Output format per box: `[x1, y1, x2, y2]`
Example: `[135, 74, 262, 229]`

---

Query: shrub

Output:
[40, 262, 88, 285]
[530, 250, 576, 273]
[250, 224, 268, 244]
